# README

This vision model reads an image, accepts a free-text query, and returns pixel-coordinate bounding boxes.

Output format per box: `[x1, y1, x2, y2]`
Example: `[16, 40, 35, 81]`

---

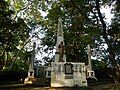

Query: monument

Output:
[49, 18, 88, 87]
[24, 42, 36, 84]
[86, 45, 96, 80]
[23, 17, 96, 86]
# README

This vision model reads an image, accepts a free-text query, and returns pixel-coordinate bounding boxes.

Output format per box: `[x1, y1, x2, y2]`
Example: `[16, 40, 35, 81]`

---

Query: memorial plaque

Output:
[64, 63, 73, 74]
[65, 75, 73, 79]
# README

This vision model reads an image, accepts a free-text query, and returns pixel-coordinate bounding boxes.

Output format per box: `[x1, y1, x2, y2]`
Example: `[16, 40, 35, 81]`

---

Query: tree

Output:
[41, 0, 100, 64]
[95, 0, 120, 82]
[2, 0, 119, 82]
[0, 0, 30, 71]
[41, 0, 120, 82]
[69, 0, 120, 81]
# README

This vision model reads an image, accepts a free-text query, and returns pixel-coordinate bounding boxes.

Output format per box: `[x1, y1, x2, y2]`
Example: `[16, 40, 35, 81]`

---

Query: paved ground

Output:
[0, 83, 120, 90]
[0, 84, 88, 90]
[0, 87, 89, 90]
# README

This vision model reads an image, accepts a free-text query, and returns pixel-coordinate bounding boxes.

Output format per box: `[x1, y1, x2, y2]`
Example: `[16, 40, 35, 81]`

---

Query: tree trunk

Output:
[95, 0, 120, 82]
[70, 0, 120, 82]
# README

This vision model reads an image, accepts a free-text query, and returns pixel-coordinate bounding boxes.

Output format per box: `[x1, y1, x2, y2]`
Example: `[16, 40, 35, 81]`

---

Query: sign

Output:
[64, 63, 73, 74]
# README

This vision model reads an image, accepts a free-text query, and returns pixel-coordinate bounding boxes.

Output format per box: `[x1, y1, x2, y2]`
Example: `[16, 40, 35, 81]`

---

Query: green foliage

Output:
[40, 0, 120, 69]
[0, 0, 119, 71]
[10, 0, 48, 25]
[41, 0, 101, 63]
[0, 0, 29, 72]
[92, 60, 107, 69]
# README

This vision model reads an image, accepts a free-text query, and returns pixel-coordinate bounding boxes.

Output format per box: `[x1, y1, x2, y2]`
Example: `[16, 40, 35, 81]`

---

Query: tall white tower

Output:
[55, 17, 66, 62]
[50, 18, 87, 87]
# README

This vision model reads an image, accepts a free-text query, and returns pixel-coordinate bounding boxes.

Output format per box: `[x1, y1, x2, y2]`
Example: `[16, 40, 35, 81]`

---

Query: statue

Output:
[58, 41, 65, 62]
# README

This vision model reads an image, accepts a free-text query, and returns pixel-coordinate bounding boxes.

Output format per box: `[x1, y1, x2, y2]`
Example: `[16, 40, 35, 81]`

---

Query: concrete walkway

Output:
[0, 84, 88, 90]
[0, 83, 120, 90]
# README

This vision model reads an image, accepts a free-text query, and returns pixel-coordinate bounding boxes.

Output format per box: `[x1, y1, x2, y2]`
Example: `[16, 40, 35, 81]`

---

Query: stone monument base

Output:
[51, 62, 88, 87]
[24, 76, 36, 84]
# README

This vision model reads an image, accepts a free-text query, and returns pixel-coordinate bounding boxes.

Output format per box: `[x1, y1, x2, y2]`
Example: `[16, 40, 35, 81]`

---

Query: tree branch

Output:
[70, 0, 99, 27]
[89, 2, 99, 26]
[13, 0, 33, 20]
[95, 0, 118, 68]
[70, 0, 90, 21]
[8, 30, 41, 71]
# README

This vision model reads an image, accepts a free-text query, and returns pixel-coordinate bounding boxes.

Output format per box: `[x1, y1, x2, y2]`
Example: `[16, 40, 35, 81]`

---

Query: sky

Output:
[101, 5, 114, 24]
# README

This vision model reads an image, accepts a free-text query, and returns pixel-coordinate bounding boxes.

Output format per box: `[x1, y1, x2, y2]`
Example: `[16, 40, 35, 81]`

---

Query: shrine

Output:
[46, 18, 96, 87]
[24, 17, 96, 87]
